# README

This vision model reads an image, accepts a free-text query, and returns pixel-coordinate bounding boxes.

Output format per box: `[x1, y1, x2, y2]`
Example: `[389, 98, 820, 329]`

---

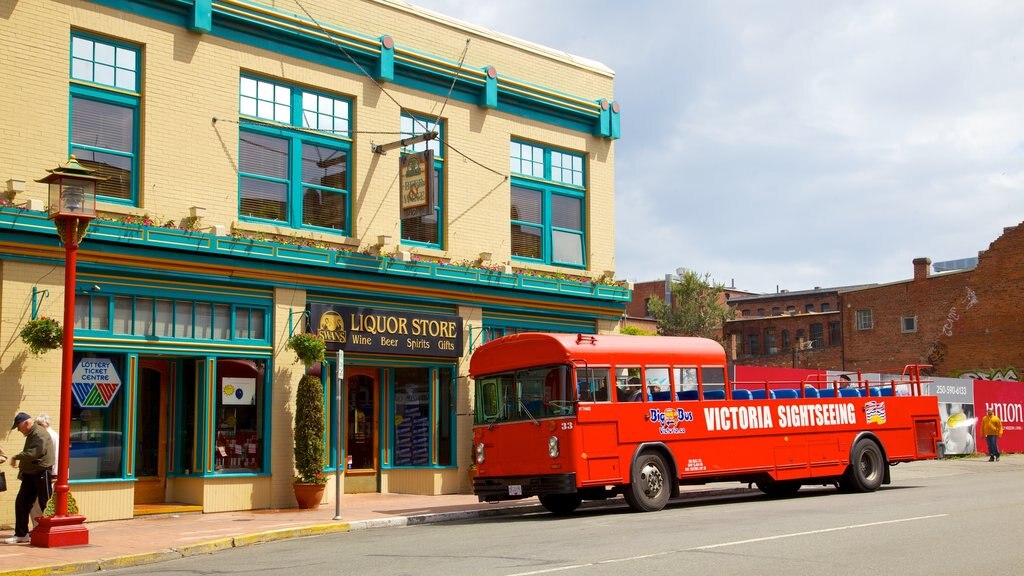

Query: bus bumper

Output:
[473, 473, 577, 502]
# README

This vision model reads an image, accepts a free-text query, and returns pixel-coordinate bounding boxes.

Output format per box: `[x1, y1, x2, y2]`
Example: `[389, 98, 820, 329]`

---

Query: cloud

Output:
[408, 0, 1024, 293]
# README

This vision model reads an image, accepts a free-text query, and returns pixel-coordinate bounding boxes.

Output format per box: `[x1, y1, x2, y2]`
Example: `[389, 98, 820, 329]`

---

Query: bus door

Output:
[575, 367, 620, 483]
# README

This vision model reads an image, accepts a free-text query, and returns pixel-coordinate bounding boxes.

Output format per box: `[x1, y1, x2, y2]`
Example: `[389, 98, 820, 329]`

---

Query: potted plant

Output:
[20, 317, 62, 355]
[287, 332, 328, 509]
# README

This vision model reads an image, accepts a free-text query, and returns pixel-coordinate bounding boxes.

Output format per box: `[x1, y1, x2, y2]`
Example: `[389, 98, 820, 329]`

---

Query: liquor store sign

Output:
[309, 304, 463, 358]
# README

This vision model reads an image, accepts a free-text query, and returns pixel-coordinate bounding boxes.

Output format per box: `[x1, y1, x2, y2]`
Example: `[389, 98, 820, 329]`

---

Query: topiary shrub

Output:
[293, 373, 326, 484]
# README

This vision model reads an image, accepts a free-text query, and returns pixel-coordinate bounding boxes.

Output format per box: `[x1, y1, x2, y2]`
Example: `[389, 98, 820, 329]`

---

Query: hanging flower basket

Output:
[20, 317, 62, 355]
[286, 332, 326, 367]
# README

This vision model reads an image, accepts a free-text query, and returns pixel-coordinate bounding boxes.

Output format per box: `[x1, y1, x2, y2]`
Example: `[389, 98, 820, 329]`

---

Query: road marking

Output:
[504, 514, 948, 576]
[687, 514, 949, 550]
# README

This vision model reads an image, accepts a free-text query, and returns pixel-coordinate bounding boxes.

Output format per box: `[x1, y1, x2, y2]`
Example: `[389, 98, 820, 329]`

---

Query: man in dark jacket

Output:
[5, 412, 54, 544]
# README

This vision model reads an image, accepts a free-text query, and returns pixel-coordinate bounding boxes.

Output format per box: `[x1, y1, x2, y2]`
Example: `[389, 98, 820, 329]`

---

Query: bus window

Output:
[473, 366, 574, 425]
[702, 366, 726, 400]
[647, 367, 670, 401]
[475, 373, 513, 423]
[674, 367, 698, 401]
[576, 367, 610, 402]
[616, 367, 643, 402]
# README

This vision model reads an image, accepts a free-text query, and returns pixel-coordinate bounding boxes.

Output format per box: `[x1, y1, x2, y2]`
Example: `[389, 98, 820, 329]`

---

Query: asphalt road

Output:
[109, 458, 1023, 576]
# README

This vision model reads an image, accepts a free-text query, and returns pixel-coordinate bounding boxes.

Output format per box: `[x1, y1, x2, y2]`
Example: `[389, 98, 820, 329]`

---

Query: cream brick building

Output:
[0, 0, 624, 524]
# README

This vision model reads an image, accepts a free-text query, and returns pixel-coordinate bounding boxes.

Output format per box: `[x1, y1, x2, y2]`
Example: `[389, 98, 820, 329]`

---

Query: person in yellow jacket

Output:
[981, 409, 1003, 462]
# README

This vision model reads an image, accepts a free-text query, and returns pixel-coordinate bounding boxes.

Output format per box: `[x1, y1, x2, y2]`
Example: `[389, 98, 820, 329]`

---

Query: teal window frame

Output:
[69, 32, 140, 206]
[238, 75, 353, 236]
[399, 113, 444, 249]
[510, 140, 586, 268]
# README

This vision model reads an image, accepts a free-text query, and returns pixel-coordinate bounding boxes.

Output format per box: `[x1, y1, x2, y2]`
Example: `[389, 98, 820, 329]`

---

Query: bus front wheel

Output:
[539, 493, 583, 515]
[840, 439, 885, 492]
[624, 452, 671, 512]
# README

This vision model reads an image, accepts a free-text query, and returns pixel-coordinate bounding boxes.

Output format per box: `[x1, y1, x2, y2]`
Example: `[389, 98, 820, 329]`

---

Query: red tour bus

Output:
[469, 333, 942, 514]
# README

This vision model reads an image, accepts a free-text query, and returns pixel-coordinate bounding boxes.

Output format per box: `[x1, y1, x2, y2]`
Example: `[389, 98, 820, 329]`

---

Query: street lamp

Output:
[32, 155, 107, 547]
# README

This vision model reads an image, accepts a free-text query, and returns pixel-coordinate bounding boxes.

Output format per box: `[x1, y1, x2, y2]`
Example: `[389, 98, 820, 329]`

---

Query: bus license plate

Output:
[508, 485, 522, 496]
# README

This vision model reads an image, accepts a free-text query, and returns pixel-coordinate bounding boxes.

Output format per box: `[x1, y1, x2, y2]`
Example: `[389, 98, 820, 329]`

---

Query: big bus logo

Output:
[649, 407, 694, 435]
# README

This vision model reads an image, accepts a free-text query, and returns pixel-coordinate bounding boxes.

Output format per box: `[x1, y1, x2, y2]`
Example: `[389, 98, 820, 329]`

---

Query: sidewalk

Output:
[0, 483, 751, 576]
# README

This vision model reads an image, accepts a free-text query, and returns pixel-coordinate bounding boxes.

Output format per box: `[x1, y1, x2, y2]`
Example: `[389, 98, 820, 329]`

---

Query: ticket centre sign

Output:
[71, 357, 122, 408]
[310, 304, 463, 358]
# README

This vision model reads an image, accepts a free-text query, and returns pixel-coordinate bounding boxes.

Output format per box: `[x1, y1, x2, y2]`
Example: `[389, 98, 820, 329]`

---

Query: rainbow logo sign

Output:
[71, 358, 122, 408]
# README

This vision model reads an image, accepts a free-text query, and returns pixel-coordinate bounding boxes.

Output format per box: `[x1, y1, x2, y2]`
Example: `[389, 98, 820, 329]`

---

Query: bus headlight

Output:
[548, 435, 559, 458]
[475, 442, 485, 464]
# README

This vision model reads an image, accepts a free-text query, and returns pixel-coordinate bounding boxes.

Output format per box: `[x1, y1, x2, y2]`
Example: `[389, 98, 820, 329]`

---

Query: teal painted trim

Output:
[378, 36, 394, 80]
[198, 357, 213, 474]
[598, 101, 611, 137]
[483, 67, 498, 108]
[84, 0, 610, 137]
[611, 102, 621, 139]
[482, 314, 595, 333]
[190, 0, 212, 33]
[0, 208, 631, 307]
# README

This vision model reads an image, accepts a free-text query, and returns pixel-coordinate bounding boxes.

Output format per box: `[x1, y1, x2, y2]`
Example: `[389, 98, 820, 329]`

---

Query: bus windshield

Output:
[474, 365, 574, 425]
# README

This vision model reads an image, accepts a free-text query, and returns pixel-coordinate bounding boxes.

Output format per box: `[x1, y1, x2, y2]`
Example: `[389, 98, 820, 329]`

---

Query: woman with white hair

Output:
[34, 414, 59, 478]
[28, 414, 60, 527]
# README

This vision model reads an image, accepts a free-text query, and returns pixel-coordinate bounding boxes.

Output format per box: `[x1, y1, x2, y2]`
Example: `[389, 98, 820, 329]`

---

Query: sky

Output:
[404, 0, 1024, 294]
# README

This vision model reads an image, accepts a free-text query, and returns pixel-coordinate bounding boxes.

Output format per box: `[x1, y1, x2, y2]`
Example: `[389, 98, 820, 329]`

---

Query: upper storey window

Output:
[510, 141, 586, 267]
[238, 76, 352, 235]
[69, 33, 140, 204]
[400, 113, 444, 248]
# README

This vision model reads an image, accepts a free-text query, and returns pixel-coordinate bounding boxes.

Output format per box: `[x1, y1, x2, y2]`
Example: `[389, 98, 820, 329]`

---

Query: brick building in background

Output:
[842, 223, 1024, 379]
[723, 287, 855, 370]
[726, 222, 1024, 380]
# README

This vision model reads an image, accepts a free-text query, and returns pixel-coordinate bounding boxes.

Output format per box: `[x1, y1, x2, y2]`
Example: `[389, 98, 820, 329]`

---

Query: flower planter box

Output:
[519, 276, 560, 292]
[336, 252, 383, 272]
[385, 260, 433, 276]
[147, 228, 212, 250]
[214, 237, 276, 258]
[434, 266, 480, 282]
[276, 245, 332, 265]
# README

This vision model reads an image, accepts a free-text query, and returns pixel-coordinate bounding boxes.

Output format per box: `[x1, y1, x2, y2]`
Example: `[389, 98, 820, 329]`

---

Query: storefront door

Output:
[135, 359, 170, 504]
[345, 367, 378, 493]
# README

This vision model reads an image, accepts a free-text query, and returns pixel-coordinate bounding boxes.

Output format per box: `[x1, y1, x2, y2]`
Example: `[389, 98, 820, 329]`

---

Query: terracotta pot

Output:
[293, 483, 326, 509]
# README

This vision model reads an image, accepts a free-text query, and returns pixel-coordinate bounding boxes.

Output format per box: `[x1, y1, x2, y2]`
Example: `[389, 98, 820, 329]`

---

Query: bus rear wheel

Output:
[624, 452, 670, 512]
[840, 439, 885, 492]
[539, 493, 583, 515]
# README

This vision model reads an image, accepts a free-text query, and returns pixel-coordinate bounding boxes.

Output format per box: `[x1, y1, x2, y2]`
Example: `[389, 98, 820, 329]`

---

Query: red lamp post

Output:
[31, 155, 107, 547]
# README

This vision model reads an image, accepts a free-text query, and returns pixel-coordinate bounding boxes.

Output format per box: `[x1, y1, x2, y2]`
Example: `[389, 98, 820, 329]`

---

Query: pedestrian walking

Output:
[981, 409, 1003, 462]
[29, 414, 61, 526]
[5, 412, 55, 544]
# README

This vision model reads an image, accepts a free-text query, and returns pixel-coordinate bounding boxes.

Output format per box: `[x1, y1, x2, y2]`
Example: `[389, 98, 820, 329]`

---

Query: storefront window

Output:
[214, 358, 264, 472]
[389, 367, 456, 468]
[393, 368, 430, 466]
[69, 354, 126, 480]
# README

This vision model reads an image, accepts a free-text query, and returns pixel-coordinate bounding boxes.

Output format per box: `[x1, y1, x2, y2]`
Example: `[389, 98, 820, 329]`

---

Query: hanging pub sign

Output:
[309, 303, 462, 358]
[399, 150, 435, 220]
